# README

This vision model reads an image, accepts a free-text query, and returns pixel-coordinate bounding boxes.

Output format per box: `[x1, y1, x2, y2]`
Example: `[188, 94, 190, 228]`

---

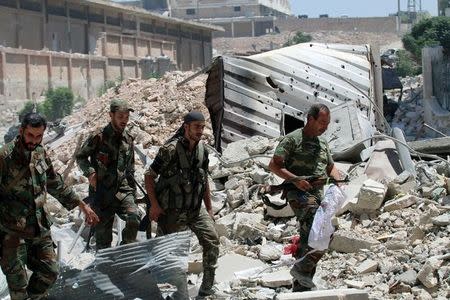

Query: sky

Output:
[290, 0, 438, 18]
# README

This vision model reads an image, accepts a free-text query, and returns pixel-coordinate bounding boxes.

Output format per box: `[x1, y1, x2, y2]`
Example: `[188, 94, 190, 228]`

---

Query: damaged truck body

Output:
[205, 43, 386, 161]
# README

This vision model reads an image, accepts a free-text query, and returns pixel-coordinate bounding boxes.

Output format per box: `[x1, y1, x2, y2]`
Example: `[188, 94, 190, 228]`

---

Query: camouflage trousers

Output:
[157, 207, 219, 295]
[0, 232, 58, 300]
[93, 192, 140, 250]
[288, 192, 325, 288]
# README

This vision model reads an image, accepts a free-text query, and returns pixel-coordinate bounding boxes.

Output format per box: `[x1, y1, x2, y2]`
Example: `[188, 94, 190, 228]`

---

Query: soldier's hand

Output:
[294, 179, 312, 191]
[150, 204, 164, 221]
[88, 172, 97, 189]
[79, 202, 100, 226]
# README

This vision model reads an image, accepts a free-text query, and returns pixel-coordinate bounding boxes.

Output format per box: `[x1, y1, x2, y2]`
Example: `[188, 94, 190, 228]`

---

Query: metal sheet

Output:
[206, 43, 377, 149]
[49, 231, 191, 300]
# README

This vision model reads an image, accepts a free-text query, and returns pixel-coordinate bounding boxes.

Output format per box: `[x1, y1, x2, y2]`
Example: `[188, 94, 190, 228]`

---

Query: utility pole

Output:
[397, 0, 401, 34]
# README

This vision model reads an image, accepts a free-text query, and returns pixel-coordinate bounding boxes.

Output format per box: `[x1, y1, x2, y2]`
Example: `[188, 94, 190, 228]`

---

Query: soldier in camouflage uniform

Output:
[75, 99, 140, 250]
[0, 113, 99, 300]
[269, 104, 341, 292]
[144, 111, 219, 298]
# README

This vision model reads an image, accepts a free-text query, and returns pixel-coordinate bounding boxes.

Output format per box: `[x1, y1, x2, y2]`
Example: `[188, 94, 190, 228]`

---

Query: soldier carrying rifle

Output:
[269, 104, 344, 292]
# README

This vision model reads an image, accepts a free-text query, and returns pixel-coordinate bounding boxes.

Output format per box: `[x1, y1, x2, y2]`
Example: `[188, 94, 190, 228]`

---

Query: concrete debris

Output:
[417, 258, 443, 289]
[329, 230, 380, 253]
[275, 288, 369, 300]
[2, 71, 448, 300]
[383, 194, 419, 212]
[352, 179, 387, 213]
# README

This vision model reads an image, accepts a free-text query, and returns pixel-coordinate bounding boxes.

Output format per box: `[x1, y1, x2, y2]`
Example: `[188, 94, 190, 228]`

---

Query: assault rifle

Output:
[259, 175, 349, 210]
[133, 178, 152, 233]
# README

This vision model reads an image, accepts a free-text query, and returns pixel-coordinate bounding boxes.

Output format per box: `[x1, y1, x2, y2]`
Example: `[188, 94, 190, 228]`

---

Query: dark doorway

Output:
[284, 114, 304, 135]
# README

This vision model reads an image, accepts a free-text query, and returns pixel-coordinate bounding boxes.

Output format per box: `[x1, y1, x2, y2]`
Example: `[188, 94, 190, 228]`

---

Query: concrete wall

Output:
[0, 0, 216, 107]
[0, 0, 215, 71]
[170, 0, 291, 18]
[275, 16, 398, 33]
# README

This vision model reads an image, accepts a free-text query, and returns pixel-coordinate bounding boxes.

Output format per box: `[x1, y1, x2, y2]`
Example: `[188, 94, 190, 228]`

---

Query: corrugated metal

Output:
[206, 43, 377, 148]
[49, 231, 191, 300]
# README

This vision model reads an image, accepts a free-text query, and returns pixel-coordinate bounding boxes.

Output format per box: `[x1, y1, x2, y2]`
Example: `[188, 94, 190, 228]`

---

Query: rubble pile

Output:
[2, 71, 447, 300]
[182, 136, 450, 299]
[389, 75, 426, 140]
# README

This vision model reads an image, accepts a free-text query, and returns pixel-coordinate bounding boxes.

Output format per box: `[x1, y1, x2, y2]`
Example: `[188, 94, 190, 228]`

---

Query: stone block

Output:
[396, 269, 417, 285]
[432, 213, 450, 226]
[250, 167, 269, 184]
[265, 194, 295, 218]
[275, 289, 369, 300]
[259, 243, 282, 261]
[355, 259, 378, 274]
[215, 213, 235, 238]
[353, 179, 387, 212]
[417, 258, 442, 288]
[383, 195, 418, 212]
[329, 230, 380, 253]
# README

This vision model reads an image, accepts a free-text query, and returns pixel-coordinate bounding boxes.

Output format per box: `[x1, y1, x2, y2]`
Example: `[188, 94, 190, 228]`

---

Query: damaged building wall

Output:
[422, 46, 450, 137]
[205, 43, 383, 151]
[0, 0, 220, 106]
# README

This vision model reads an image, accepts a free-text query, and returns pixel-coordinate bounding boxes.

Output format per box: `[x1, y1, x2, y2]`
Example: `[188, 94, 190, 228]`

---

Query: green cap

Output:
[110, 98, 134, 113]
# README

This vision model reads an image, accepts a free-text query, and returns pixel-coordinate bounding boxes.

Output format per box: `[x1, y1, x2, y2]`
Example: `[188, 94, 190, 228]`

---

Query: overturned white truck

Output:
[205, 43, 387, 162]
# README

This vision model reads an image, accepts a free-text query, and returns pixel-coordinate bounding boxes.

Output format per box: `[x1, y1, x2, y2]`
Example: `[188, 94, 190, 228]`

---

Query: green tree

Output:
[284, 31, 312, 47]
[42, 87, 74, 121]
[395, 50, 421, 77]
[402, 16, 450, 59]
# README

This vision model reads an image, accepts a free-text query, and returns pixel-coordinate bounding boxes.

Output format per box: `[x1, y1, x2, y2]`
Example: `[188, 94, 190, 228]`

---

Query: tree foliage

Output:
[402, 17, 450, 59]
[284, 31, 312, 47]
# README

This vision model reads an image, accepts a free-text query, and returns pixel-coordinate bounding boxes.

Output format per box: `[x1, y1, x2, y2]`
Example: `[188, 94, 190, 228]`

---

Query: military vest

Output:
[155, 141, 207, 211]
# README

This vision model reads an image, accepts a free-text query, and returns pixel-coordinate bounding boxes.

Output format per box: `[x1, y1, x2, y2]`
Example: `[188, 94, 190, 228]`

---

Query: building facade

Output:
[0, 0, 220, 105]
[438, 0, 450, 16]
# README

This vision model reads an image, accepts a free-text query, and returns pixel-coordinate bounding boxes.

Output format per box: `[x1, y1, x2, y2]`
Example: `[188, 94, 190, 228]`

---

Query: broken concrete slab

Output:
[329, 230, 380, 253]
[364, 140, 402, 182]
[275, 288, 369, 300]
[259, 269, 292, 288]
[355, 259, 378, 274]
[215, 253, 267, 283]
[344, 280, 366, 289]
[383, 195, 418, 212]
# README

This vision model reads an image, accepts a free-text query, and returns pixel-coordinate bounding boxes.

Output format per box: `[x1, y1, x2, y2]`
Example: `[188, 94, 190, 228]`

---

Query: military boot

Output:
[198, 268, 216, 298]
[290, 250, 324, 290]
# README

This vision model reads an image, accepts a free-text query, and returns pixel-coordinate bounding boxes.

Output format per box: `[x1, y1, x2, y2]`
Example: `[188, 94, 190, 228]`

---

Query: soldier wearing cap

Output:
[75, 98, 140, 250]
[144, 111, 219, 298]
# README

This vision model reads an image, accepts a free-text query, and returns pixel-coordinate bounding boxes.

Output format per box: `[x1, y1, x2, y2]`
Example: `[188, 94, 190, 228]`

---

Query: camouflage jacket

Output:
[0, 138, 81, 238]
[274, 128, 334, 200]
[75, 123, 135, 198]
[146, 137, 209, 210]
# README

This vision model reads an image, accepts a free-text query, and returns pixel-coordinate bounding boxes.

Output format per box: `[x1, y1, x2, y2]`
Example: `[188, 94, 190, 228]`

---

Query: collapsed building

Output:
[0, 25, 449, 297]
[0, 0, 221, 108]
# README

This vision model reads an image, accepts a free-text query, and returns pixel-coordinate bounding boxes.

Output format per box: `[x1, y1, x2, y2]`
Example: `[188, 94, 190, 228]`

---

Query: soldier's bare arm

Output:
[144, 173, 164, 221]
